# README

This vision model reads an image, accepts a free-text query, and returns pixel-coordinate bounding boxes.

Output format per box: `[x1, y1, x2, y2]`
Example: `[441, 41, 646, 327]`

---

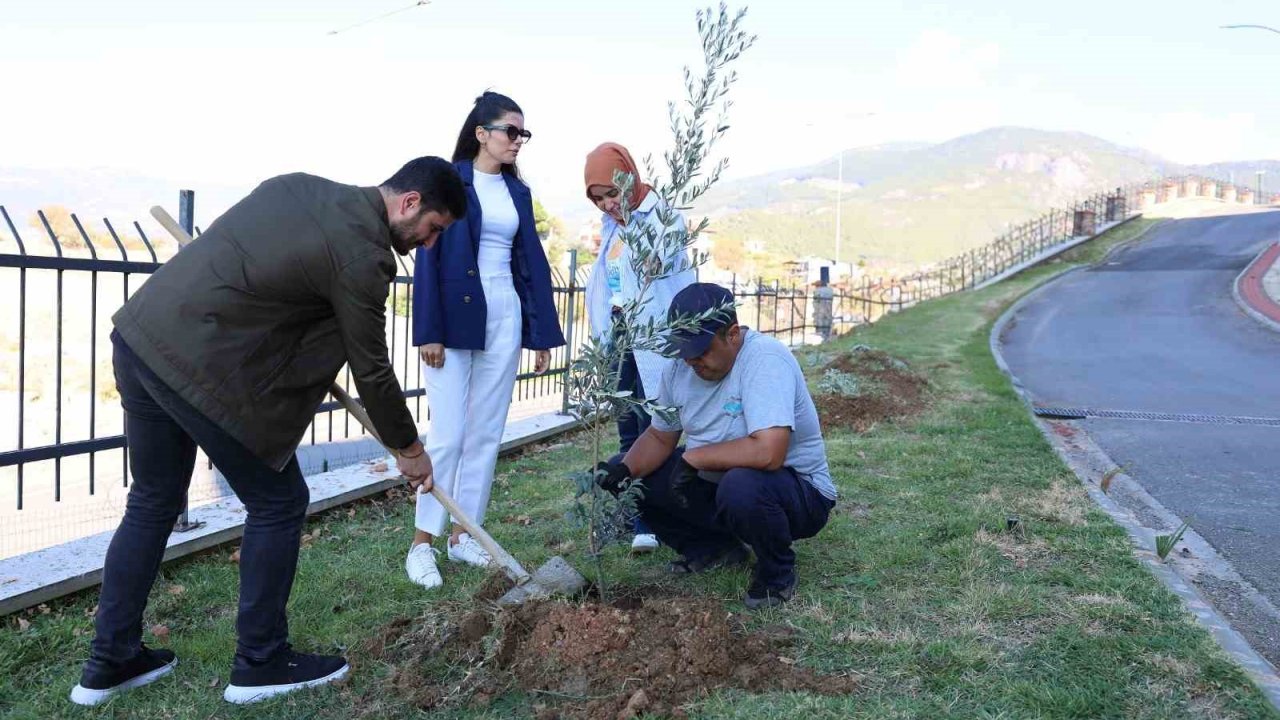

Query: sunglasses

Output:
[482, 124, 533, 143]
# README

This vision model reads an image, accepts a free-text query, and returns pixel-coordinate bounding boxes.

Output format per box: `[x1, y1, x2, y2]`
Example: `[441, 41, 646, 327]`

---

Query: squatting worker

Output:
[69, 158, 468, 708]
[595, 283, 838, 609]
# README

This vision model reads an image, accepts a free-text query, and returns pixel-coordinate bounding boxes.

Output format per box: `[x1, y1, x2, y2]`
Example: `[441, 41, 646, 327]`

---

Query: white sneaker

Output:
[447, 533, 492, 567]
[405, 544, 443, 589]
[631, 533, 660, 553]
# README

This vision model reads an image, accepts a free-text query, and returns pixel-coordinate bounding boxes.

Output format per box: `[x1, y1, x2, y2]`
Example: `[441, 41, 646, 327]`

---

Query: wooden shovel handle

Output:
[150, 206, 193, 247]
[327, 384, 532, 585]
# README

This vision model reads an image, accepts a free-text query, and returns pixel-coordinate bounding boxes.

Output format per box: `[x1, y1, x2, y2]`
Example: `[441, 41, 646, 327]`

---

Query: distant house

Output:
[782, 256, 863, 285]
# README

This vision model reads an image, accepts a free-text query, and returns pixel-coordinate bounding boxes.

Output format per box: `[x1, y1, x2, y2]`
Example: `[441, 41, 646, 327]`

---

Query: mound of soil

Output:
[815, 347, 928, 432]
[364, 590, 856, 720]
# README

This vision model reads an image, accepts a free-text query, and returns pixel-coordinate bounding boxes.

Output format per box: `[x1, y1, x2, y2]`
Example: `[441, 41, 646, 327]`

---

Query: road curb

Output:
[989, 245, 1280, 713]
[1233, 242, 1280, 334]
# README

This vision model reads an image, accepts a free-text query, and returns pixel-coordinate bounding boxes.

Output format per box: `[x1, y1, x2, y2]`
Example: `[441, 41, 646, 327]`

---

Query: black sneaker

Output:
[223, 644, 349, 704]
[744, 574, 797, 610]
[69, 645, 178, 706]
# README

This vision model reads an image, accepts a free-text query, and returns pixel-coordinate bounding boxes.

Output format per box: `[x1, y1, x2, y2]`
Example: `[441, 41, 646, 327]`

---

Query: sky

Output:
[1, 0, 1278, 224]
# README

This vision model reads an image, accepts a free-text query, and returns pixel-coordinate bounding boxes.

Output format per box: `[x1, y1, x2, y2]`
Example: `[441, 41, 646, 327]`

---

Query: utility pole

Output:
[1257, 170, 1266, 205]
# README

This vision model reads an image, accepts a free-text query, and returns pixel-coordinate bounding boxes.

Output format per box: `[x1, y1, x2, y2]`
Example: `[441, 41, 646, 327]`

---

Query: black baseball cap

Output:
[665, 283, 738, 360]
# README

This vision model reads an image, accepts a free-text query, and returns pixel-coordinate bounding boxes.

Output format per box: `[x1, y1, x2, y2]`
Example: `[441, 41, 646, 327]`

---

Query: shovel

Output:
[325, 384, 586, 605]
[150, 206, 587, 606]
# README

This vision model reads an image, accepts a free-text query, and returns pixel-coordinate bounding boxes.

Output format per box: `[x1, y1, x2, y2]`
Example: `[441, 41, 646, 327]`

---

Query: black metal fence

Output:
[0, 205, 589, 557]
[725, 274, 904, 345]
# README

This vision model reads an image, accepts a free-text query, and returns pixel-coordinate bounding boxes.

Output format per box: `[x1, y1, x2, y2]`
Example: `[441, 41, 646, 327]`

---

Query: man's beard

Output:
[388, 211, 422, 256]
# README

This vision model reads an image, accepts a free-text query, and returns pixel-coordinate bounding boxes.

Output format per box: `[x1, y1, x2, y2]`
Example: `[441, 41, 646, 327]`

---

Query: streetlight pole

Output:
[832, 112, 875, 269]
[806, 112, 875, 274]
[1256, 170, 1265, 206]
[836, 150, 843, 267]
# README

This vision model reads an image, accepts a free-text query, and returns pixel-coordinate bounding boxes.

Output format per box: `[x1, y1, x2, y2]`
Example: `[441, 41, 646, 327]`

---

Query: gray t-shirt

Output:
[652, 329, 837, 501]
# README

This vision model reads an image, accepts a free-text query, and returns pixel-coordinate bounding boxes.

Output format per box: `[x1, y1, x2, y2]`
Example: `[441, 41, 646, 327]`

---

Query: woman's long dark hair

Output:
[452, 91, 523, 178]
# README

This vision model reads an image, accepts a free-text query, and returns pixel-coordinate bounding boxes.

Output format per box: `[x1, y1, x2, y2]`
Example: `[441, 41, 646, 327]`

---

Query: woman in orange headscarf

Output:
[583, 142, 696, 552]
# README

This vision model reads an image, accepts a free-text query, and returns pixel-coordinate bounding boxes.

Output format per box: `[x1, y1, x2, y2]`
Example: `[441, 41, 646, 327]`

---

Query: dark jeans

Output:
[613, 314, 653, 536]
[92, 331, 310, 665]
[613, 330, 651, 455]
[616, 448, 834, 590]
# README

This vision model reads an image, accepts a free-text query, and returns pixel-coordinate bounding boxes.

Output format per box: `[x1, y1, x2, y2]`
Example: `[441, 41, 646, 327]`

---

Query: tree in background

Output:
[25, 205, 151, 255]
[532, 197, 564, 241]
[28, 206, 89, 250]
[535, 197, 573, 269]
[711, 232, 748, 275]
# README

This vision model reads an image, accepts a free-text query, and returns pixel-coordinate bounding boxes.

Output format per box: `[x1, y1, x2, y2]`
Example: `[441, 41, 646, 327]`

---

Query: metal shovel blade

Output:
[497, 555, 588, 606]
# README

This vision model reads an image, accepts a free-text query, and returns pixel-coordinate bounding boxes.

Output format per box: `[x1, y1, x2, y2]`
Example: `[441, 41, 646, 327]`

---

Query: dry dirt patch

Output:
[814, 347, 930, 432]
[974, 528, 1053, 571]
[361, 586, 857, 719]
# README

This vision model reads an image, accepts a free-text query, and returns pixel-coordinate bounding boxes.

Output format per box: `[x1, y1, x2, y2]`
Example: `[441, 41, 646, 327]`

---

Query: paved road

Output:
[1000, 210, 1280, 609]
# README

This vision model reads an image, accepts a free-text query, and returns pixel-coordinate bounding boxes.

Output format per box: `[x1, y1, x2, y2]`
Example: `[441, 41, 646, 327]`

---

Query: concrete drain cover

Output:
[1033, 407, 1280, 427]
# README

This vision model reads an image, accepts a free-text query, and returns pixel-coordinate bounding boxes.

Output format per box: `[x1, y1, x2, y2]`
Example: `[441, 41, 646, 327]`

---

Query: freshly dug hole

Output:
[364, 590, 857, 720]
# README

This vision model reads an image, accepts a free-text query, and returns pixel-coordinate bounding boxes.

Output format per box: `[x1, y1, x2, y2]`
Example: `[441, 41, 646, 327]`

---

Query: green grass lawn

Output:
[5, 217, 1276, 719]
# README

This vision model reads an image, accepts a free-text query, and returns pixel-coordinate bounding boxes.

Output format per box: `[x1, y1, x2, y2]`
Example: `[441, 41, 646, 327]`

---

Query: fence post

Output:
[174, 190, 205, 534]
[787, 281, 796, 346]
[561, 249, 579, 415]
[768, 279, 778, 338]
[814, 266, 833, 342]
[178, 190, 195, 242]
[755, 277, 763, 331]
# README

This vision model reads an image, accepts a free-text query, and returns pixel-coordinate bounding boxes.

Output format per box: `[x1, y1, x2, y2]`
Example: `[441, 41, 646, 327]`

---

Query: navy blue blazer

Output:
[412, 161, 566, 351]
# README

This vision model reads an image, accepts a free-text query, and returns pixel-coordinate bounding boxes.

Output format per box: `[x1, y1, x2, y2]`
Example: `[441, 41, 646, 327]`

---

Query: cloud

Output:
[894, 30, 1000, 90]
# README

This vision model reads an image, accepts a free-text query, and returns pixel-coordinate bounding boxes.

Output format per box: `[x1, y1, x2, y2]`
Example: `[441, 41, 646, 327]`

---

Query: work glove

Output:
[594, 460, 633, 493]
[671, 458, 701, 509]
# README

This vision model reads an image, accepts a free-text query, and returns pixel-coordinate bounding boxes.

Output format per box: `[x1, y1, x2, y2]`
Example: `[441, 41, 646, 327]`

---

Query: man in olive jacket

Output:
[70, 157, 467, 707]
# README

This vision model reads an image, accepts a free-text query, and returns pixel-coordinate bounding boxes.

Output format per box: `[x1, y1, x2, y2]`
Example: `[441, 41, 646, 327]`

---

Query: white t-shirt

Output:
[473, 169, 519, 276]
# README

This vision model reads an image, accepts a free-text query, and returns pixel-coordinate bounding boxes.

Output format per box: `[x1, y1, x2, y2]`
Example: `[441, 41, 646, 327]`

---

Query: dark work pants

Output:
[613, 314, 653, 536]
[617, 448, 834, 590]
[92, 331, 310, 664]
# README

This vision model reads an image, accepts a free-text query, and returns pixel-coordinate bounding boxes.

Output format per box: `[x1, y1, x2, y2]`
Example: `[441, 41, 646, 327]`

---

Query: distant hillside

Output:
[694, 127, 1273, 268]
[4, 132, 1275, 269]
[0, 167, 249, 236]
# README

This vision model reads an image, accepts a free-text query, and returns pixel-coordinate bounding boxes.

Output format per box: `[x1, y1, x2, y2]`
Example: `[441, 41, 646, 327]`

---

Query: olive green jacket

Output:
[113, 173, 417, 471]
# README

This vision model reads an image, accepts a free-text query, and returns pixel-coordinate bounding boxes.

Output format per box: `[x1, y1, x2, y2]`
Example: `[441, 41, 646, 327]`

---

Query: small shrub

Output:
[817, 369, 862, 397]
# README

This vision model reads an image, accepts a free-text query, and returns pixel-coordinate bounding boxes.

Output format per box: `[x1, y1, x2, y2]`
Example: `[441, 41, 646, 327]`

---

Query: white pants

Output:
[415, 273, 522, 537]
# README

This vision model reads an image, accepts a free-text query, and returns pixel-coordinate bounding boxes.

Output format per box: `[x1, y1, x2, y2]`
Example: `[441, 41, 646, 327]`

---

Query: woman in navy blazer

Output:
[406, 92, 565, 589]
